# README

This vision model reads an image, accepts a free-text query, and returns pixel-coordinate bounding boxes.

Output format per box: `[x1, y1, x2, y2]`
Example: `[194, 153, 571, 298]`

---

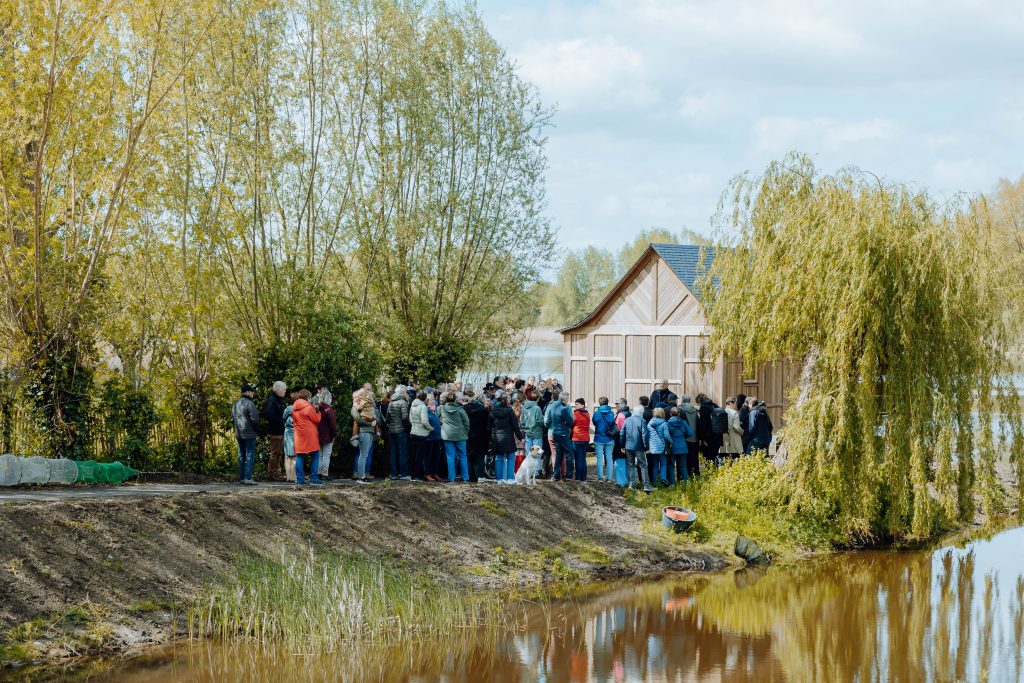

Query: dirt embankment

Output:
[0, 482, 724, 665]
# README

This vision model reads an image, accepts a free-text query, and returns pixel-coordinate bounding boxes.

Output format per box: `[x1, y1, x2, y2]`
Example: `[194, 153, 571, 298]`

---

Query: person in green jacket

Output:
[440, 392, 471, 482]
[521, 390, 545, 476]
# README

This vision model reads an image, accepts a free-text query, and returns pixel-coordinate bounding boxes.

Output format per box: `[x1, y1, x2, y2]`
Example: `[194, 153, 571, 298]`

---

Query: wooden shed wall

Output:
[561, 251, 799, 424]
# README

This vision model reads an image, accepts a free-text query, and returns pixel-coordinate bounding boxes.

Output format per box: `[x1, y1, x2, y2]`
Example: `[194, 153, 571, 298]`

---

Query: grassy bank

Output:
[626, 456, 845, 560]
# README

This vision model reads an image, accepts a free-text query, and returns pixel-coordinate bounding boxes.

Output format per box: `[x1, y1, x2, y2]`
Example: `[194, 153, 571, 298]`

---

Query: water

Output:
[90, 526, 1024, 682]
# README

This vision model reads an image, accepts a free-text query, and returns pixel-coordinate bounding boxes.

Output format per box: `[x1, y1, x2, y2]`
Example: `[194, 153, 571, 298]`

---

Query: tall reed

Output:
[190, 547, 514, 652]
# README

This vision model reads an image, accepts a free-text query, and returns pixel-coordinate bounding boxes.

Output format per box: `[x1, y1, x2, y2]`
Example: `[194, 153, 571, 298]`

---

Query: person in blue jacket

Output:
[591, 397, 617, 482]
[645, 408, 672, 487]
[666, 406, 694, 484]
[622, 403, 651, 492]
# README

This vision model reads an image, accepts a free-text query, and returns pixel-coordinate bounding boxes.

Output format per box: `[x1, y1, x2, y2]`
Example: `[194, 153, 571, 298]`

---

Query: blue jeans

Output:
[356, 432, 374, 478]
[237, 438, 255, 482]
[444, 440, 469, 482]
[613, 458, 628, 485]
[553, 434, 574, 480]
[295, 450, 321, 485]
[594, 441, 614, 480]
[572, 441, 588, 481]
[649, 452, 663, 485]
[495, 452, 516, 481]
[389, 431, 408, 478]
[667, 452, 688, 484]
[525, 436, 544, 475]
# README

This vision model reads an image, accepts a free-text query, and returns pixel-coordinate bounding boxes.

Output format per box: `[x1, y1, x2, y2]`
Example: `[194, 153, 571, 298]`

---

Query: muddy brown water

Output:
[84, 526, 1023, 682]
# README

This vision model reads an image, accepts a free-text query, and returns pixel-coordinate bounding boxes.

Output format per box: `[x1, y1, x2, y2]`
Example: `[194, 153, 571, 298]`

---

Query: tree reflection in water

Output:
[98, 527, 1024, 682]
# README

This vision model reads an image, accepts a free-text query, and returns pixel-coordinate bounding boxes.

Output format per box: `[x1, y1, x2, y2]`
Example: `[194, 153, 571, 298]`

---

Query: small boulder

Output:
[734, 535, 770, 565]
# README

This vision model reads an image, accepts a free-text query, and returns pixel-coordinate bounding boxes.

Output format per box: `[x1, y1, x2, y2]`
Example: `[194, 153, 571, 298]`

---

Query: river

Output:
[89, 525, 1024, 682]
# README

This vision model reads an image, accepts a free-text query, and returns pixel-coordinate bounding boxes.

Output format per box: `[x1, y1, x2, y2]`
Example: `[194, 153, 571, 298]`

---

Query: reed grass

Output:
[190, 548, 513, 652]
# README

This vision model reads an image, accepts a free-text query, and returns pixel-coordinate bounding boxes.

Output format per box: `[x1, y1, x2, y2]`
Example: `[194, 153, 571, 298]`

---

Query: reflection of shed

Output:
[557, 244, 797, 425]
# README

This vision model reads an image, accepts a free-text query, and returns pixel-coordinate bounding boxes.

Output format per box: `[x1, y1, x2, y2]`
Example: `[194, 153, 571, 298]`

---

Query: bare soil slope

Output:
[0, 481, 723, 656]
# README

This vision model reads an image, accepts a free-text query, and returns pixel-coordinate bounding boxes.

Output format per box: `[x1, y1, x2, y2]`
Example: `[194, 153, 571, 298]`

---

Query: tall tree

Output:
[702, 154, 1022, 541]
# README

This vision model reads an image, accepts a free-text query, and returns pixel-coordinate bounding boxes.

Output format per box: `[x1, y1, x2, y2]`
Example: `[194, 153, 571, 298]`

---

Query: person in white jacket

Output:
[721, 396, 744, 459]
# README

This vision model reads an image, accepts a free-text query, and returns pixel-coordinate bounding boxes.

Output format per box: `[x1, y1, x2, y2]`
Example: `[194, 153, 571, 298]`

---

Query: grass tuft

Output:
[190, 548, 513, 652]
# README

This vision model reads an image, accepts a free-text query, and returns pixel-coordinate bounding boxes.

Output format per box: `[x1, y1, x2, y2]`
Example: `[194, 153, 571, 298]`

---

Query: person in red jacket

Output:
[291, 389, 322, 488]
[314, 394, 338, 481]
[571, 398, 591, 482]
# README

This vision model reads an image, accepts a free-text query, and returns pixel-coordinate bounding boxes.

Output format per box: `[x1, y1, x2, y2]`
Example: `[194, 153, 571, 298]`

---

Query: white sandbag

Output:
[19, 455, 50, 484]
[46, 457, 78, 485]
[0, 454, 22, 487]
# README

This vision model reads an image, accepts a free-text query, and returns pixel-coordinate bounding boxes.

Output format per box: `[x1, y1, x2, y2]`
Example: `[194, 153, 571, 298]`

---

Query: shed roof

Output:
[649, 243, 715, 301]
[557, 242, 715, 333]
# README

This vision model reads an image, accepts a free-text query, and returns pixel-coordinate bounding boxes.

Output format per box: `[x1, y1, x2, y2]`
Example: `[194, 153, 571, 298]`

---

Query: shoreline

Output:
[0, 481, 726, 674]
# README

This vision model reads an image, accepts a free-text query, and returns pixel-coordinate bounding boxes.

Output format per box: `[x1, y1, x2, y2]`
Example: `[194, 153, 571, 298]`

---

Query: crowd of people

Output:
[231, 377, 774, 491]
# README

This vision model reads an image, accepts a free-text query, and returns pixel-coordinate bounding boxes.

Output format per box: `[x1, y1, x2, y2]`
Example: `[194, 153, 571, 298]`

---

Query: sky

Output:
[474, 0, 1024, 249]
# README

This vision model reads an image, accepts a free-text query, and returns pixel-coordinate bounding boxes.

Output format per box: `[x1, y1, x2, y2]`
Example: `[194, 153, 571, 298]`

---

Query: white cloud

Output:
[476, 0, 1024, 245]
[753, 117, 900, 156]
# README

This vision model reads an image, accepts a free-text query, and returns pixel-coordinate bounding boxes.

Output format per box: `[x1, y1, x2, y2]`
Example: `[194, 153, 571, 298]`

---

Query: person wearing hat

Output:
[232, 384, 261, 485]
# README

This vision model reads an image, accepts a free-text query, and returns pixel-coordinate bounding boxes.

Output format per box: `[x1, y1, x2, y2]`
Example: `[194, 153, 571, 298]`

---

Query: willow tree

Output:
[703, 154, 1023, 541]
[345, 1, 556, 379]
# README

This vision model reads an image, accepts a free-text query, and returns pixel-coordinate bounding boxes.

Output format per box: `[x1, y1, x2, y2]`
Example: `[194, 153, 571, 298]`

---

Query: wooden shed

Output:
[558, 243, 798, 425]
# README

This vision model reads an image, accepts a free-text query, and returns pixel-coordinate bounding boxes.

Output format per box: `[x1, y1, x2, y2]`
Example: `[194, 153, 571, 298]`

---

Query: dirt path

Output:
[0, 481, 725, 665]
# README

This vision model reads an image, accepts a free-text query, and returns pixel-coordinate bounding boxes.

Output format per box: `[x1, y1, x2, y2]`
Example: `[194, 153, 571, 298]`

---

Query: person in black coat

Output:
[462, 391, 489, 482]
[489, 393, 524, 482]
[737, 393, 751, 454]
[749, 400, 774, 453]
[263, 381, 287, 481]
[650, 380, 678, 409]
[695, 393, 723, 466]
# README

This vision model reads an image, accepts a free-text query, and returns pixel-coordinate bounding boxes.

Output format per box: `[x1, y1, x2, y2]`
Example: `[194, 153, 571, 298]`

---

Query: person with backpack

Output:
[666, 406, 694, 483]
[749, 400, 774, 453]
[232, 383, 260, 486]
[571, 399, 591, 481]
[591, 397, 617, 482]
[520, 389, 545, 477]
[645, 408, 672, 486]
[387, 387, 411, 480]
[695, 393, 725, 468]
[679, 394, 700, 475]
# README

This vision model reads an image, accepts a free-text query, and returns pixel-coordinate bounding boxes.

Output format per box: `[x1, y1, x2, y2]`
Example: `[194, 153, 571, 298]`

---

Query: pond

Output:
[88, 525, 1024, 682]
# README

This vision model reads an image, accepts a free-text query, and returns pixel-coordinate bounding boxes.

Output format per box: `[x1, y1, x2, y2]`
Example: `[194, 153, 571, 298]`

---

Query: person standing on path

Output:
[283, 395, 297, 482]
[544, 391, 575, 481]
[425, 397, 444, 480]
[292, 389, 322, 488]
[623, 403, 652, 492]
[490, 392, 524, 482]
[314, 395, 338, 480]
[612, 398, 630, 486]
[232, 384, 260, 485]
[571, 399, 591, 482]
[520, 389, 545, 477]
[666, 406, 693, 484]
[463, 389, 490, 482]
[696, 393, 725, 468]
[262, 381, 287, 481]
[650, 380, 677, 409]
[387, 387, 411, 480]
[749, 400, 774, 454]
[408, 391, 432, 481]
[721, 397, 744, 461]
[679, 395, 700, 477]
[351, 389, 377, 483]
[591, 397, 616, 483]
[441, 391, 471, 482]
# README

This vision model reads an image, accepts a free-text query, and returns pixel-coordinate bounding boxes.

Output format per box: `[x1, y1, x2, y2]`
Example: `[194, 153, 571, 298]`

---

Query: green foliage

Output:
[628, 456, 842, 558]
[97, 377, 158, 466]
[249, 303, 383, 395]
[383, 334, 474, 386]
[24, 330, 95, 459]
[702, 153, 1022, 541]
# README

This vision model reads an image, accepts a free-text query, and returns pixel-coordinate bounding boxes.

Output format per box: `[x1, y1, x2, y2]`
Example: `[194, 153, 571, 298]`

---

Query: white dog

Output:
[515, 445, 541, 485]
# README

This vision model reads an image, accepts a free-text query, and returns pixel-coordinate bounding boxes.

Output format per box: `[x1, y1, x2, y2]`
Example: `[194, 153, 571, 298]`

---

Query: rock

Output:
[734, 535, 770, 565]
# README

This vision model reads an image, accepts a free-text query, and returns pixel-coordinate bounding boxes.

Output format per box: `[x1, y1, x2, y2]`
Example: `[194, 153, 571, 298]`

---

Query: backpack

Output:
[711, 406, 729, 435]
[600, 412, 619, 440]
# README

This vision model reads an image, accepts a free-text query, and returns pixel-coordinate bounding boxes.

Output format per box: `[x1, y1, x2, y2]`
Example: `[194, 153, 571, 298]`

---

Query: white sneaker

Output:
[400, 475, 412, 481]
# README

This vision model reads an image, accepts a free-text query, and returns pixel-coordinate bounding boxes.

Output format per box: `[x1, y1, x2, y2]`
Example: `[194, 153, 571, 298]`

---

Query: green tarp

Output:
[73, 461, 139, 484]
